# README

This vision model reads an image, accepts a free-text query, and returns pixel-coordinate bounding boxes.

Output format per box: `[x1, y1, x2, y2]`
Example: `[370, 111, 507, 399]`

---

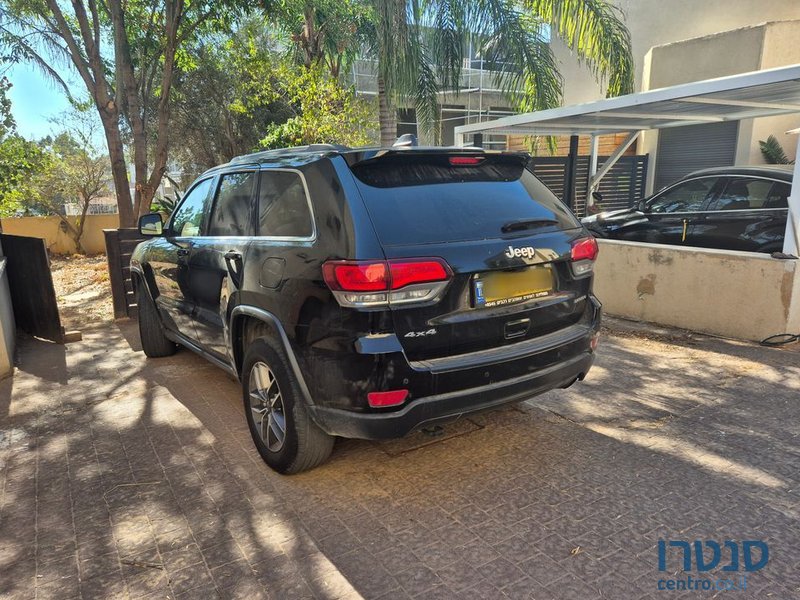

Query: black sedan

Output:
[581, 165, 792, 253]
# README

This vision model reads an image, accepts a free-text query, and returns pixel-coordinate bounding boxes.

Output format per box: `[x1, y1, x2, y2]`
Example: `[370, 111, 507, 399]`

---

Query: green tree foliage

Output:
[260, 65, 376, 149]
[171, 21, 375, 182]
[268, 0, 373, 79]
[273, 0, 634, 145]
[1, 0, 244, 226]
[27, 127, 111, 253]
[0, 77, 48, 217]
[170, 21, 294, 183]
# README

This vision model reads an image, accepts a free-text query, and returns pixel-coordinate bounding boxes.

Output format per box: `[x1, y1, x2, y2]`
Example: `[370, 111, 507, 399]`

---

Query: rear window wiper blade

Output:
[501, 218, 559, 233]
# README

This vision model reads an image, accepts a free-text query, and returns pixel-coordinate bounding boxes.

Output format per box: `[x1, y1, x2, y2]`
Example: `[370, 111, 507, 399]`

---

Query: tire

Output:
[242, 337, 334, 474]
[136, 283, 177, 358]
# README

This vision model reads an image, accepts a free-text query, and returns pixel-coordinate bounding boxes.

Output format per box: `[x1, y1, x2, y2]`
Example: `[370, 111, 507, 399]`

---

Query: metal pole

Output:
[587, 135, 599, 209]
[564, 135, 580, 211]
[782, 129, 800, 256]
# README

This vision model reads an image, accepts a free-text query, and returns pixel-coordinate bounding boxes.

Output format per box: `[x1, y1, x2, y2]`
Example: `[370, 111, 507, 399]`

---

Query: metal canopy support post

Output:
[587, 135, 599, 197]
[564, 135, 580, 210]
[783, 129, 800, 256]
[586, 131, 641, 208]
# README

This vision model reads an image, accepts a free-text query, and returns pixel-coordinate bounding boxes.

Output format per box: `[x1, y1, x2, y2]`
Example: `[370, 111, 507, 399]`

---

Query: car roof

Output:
[199, 145, 522, 177]
[684, 164, 793, 181]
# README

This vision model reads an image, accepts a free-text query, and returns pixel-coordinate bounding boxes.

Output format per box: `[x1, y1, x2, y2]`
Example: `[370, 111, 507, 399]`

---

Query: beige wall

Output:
[639, 21, 800, 193]
[594, 240, 800, 341]
[554, 0, 800, 105]
[0, 214, 120, 255]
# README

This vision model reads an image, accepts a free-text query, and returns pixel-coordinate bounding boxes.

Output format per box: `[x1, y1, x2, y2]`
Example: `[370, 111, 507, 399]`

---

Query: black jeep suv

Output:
[131, 145, 602, 473]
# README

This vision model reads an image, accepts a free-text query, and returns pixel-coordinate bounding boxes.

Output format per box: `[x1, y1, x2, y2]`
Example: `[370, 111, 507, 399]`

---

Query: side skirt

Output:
[165, 330, 239, 379]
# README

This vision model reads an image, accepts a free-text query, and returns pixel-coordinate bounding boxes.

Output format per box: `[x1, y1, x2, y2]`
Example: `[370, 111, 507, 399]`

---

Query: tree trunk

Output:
[378, 76, 396, 147]
[58, 216, 86, 255]
[98, 106, 135, 228]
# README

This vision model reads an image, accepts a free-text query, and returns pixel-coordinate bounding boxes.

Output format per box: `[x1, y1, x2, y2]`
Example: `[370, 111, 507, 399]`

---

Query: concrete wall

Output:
[0, 214, 120, 255]
[0, 241, 15, 378]
[594, 240, 800, 341]
[639, 21, 800, 193]
[554, 0, 800, 105]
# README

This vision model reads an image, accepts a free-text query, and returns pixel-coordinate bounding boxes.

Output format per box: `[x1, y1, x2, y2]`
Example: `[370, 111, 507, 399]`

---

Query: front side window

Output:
[258, 171, 313, 238]
[648, 177, 718, 213]
[711, 178, 781, 211]
[208, 172, 257, 236]
[170, 177, 214, 237]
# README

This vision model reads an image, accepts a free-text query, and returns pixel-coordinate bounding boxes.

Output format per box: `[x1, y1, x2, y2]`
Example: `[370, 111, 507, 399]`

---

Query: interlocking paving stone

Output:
[0, 320, 798, 599]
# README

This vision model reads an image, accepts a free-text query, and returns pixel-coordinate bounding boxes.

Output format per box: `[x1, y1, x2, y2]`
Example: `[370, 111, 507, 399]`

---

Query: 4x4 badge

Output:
[404, 328, 437, 338]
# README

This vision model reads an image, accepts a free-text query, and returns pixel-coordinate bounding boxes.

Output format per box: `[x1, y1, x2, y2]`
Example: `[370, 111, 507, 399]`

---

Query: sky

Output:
[6, 62, 74, 140]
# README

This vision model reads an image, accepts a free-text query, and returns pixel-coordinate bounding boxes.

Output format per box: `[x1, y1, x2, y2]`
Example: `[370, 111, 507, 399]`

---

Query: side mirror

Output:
[636, 199, 648, 212]
[591, 191, 603, 204]
[139, 213, 163, 237]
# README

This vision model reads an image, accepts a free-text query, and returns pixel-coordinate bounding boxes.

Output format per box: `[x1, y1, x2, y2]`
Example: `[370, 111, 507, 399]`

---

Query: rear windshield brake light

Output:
[448, 156, 485, 166]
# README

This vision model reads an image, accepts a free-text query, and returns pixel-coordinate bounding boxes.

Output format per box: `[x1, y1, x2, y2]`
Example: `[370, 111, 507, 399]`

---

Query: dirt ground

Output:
[50, 254, 115, 329]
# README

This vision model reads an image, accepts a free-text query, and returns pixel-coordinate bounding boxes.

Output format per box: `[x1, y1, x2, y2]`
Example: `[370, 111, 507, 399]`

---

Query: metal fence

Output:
[530, 155, 649, 217]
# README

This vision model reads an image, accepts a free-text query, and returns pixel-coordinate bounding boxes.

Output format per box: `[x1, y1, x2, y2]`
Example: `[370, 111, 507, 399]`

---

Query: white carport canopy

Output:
[454, 64, 800, 256]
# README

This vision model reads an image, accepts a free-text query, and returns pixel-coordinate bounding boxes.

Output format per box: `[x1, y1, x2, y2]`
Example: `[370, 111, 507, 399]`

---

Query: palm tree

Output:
[372, 0, 634, 146]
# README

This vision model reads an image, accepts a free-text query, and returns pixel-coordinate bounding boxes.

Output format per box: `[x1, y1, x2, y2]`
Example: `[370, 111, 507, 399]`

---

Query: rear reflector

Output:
[448, 156, 484, 166]
[571, 237, 599, 262]
[367, 390, 409, 408]
[590, 333, 600, 351]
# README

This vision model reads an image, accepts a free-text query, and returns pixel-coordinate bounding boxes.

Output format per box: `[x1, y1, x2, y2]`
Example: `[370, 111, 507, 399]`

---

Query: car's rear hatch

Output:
[345, 150, 595, 364]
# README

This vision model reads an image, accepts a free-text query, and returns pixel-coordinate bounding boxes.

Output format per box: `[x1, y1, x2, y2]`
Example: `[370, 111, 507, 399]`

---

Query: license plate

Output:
[474, 266, 554, 308]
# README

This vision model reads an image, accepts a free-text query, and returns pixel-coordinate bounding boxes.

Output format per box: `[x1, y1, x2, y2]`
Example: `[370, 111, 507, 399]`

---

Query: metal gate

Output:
[529, 154, 649, 217]
[0, 234, 64, 343]
[104, 229, 146, 319]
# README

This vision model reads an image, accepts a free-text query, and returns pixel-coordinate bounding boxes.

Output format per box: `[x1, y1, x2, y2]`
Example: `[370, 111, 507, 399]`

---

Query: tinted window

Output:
[208, 172, 256, 236]
[712, 178, 774, 211]
[170, 178, 214, 237]
[648, 177, 717, 213]
[351, 155, 579, 245]
[258, 171, 313, 237]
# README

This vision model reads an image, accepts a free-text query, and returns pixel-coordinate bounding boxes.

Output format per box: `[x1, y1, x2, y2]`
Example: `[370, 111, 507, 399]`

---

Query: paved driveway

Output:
[0, 320, 798, 599]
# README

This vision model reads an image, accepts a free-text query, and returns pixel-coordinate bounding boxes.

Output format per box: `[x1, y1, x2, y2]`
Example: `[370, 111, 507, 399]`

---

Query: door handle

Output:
[177, 248, 190, 257]
[224, 250, 244, 288]
[681, 219, 688, 242]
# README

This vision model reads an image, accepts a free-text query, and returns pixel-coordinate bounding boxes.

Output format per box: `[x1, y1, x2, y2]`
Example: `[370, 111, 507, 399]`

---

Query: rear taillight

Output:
[322, 258, 452, 308]
[570, 237, 599, 278]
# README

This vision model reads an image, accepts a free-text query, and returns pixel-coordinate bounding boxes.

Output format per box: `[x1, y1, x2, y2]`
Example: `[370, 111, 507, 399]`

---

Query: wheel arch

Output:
[230, 306, 313, 405]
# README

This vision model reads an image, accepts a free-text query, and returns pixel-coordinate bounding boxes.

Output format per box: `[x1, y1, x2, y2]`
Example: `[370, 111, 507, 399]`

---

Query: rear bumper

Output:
[308, 350, 595, 439]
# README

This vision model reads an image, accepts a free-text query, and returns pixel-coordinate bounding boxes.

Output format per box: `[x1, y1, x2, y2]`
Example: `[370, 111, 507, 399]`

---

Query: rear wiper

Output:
[501, 218, 559, 233]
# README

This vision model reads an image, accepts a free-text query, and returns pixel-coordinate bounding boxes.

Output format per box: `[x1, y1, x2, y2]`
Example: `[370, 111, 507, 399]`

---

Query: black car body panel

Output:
[582, 165, 792, 253]
[131, 145, 601, 441]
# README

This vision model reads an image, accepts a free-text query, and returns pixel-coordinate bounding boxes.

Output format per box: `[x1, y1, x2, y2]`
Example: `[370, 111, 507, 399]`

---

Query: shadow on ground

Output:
[0, 319, 798, 600]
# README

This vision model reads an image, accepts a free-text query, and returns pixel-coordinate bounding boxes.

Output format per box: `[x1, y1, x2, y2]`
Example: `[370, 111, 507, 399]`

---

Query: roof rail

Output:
[229, 144, 351, 164]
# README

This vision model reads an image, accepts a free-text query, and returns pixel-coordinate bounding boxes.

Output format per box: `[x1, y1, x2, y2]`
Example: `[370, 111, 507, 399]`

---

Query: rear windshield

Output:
[350, 154, 580, 246]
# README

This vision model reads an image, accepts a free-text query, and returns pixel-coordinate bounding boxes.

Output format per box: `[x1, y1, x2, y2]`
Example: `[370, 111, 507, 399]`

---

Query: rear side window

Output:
[765, 182, 790, 209]
[207, 172, 256, 236]
[258, 170, 313, 238]
[350, 154, 579, 245]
